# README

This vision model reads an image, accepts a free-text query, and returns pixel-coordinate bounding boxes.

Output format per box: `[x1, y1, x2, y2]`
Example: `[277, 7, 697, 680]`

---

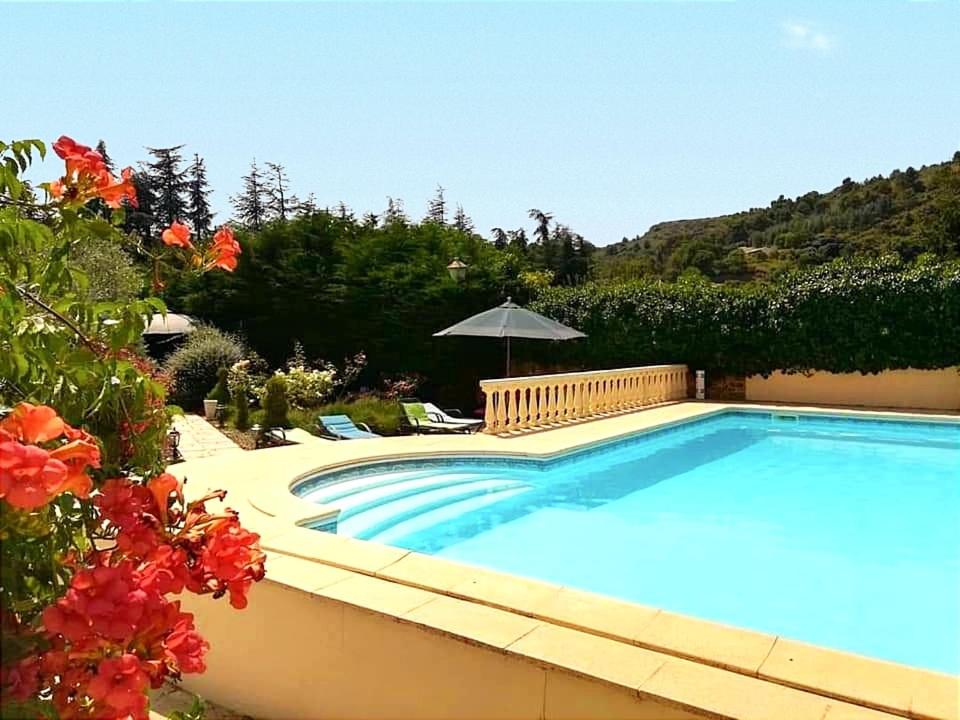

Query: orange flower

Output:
[53, 136, 105, 177]
[207, 226, 241, 271]
[0, 404, 98, 506]
[162, 222, 193, 249]
[49, 136, 137, 209]
[147, 473, 182, 527]
[0, 403, 65, 444]
[48, 438, 100, 499]
[96, 166, 138, 209]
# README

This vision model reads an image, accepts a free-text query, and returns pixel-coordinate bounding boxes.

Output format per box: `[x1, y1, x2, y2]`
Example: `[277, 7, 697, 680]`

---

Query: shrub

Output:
[381, 372, 423, 400]
[206, 366, 231, 404]
[262, 375, 290, 427]
[272, 366, 335, 408]
[227, 357, 268, 402]
[164, 326, 246, 410]
[235, 387, 251, 430]
[315, 395, 402, 435]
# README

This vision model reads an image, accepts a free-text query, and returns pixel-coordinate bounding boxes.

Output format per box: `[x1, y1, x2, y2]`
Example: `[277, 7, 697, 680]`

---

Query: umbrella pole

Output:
[505, 336, 511, 377]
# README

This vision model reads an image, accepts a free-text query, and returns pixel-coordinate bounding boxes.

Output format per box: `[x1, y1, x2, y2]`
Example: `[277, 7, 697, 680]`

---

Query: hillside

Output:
[597, 152, 960, 281]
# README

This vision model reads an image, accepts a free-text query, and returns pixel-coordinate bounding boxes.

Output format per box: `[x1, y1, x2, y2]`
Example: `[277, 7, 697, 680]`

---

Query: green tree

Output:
[187, 153, 214, 238]
[453, 204, 473, 233]
[425, 185, 447, 224]
[71, 236, 143, 302]
[232, 159, 268, 230]
[265, 161, 296, 221]
[144, 144, 188, 227]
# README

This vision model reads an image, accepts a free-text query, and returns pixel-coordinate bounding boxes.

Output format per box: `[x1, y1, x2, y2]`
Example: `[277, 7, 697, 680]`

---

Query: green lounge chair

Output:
[317, 414, 381, 440]
[400, 400, 482, 435]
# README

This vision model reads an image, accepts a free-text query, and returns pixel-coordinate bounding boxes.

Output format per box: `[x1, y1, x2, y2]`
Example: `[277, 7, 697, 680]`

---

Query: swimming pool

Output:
[294, 410, 960, 673]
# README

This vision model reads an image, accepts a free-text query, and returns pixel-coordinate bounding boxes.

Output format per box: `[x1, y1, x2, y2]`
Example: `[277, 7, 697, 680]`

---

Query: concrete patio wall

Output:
[745, 367, 960, 411]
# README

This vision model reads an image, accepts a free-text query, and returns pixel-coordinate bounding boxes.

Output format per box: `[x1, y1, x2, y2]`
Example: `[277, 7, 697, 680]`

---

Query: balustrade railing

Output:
[479, 364, 689, 434]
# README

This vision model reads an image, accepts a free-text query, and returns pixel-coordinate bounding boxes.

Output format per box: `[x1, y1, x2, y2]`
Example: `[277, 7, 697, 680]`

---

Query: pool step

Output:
[367, 486, 529, 544]
[337, 478, 530, 539]
[300, 469, 444, 504]
[336, 473, 495, 516]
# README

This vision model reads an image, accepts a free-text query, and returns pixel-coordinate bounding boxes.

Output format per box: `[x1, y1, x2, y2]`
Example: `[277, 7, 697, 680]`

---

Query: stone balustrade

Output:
[479, 364, 689, 434]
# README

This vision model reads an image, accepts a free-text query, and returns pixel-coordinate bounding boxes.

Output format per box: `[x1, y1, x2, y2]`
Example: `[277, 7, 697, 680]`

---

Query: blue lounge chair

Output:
[316, 414, 381, 440]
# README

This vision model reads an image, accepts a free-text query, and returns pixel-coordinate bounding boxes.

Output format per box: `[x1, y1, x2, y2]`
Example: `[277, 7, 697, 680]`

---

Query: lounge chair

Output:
[400, 400, 482, 435]
[252, 424, 288, 449]
[317, 414, 381, 440]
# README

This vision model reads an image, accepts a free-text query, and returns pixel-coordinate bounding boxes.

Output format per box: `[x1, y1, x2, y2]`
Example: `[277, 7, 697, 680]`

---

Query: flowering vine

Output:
[0, 136, 264, 719]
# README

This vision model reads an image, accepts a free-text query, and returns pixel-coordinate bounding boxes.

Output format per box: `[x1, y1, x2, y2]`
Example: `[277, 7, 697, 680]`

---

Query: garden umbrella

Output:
[433, 298, 586, 376]
[143, 313, 196, 337]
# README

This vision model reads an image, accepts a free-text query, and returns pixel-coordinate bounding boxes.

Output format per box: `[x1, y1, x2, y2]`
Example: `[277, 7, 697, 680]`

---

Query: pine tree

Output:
[265, 162, 297, 221]
[186, 154, 214, 238]
[491, 227, 508, 250]
[362, 212, 380, 228]
[122, 170, 159, 243]
[95, 140, 115, 174]
[508, 228, 528, 253]
[453, 204, 473, 233]
[528, 208, 553, 245]
[385, 197, 407, 225]
[335, 201, 353, 221]
[144, 145, 188, 227]
[90, 141, 117, 219]
[425, 185, 446, 224]
[298, 193, 319, 216]
[232, 160, 268, 230]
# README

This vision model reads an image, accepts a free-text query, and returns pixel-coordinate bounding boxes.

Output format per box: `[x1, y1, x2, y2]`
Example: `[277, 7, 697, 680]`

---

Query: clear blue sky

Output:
[3, 1, 959, 245]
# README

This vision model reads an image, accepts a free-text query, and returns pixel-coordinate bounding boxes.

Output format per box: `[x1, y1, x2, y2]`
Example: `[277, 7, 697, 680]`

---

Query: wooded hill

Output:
[598, 151, 960, 282]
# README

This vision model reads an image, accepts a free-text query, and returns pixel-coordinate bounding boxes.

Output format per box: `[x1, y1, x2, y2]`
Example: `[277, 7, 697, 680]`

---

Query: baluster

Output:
[495, 389, 507, 430]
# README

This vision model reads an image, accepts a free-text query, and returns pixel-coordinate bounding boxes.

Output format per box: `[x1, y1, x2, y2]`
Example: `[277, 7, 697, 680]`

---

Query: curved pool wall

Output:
[292, 410, 960, 673]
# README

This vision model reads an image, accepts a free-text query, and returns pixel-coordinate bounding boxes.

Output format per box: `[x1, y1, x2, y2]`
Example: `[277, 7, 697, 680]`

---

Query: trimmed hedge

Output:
[530, 256, 960, 376]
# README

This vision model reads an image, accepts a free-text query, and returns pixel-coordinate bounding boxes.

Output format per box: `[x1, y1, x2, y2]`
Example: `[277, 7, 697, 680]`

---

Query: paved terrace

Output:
[171, 414, 242, 461]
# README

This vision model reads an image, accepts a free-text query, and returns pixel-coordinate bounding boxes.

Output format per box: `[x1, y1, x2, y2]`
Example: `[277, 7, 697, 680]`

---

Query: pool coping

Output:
[172, 401, 959, 720]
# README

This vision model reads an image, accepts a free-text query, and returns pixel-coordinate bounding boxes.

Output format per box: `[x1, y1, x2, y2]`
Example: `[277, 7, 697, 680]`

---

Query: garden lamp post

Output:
[446, 258, 468, 282]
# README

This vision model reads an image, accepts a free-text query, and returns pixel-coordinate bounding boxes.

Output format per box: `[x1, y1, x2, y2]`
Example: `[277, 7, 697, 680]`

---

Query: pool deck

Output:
[172, 401, 959, 720]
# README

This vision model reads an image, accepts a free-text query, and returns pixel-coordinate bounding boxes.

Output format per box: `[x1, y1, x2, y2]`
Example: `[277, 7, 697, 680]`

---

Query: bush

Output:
[262, 375, 290, 428]
[235, 388, 251, 430]
[227, 358, 268, 400]
[272, 366, 335, 408]
[164, 326, 246, 410]
[530, 256, 960, 376]
[206, 367, 231, 404]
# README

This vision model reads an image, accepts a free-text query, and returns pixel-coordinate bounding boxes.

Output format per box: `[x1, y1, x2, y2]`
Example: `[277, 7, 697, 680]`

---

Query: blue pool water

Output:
[295, 411, 960, 672]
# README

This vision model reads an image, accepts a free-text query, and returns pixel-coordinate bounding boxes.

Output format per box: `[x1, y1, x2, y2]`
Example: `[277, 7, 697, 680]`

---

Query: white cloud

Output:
[782, 21, 836, 54]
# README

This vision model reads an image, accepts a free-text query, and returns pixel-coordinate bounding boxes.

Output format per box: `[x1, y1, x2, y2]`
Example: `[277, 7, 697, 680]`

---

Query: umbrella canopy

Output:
[434, 298, 585, 376]
[143, 313, 196, 336]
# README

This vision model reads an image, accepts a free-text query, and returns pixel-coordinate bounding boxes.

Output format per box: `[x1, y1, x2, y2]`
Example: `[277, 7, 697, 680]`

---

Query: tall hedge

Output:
[529, 256, 960, 376]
